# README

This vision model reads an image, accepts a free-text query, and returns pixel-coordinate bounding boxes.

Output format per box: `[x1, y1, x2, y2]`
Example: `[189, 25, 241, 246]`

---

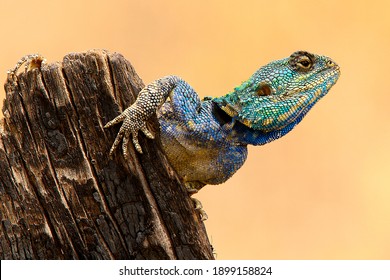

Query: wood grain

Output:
[0, 50, 213, 260]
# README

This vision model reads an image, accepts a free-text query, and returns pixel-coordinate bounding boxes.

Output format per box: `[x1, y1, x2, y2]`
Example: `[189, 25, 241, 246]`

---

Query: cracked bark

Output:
[0, 50, 214, 260]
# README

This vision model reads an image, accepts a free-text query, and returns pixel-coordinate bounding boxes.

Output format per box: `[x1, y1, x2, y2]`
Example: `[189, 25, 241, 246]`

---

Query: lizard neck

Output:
[212, 100, 316, 146]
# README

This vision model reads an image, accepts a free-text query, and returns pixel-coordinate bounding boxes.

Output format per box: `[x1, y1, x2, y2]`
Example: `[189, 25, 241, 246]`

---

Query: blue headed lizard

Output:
[5, 51, 340, 221]
[105, 51, 340, 219]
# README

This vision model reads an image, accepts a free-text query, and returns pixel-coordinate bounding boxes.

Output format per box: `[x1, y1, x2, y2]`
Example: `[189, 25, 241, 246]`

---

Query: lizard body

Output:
[105, 51, 340, 193]
[7, 51, 340, 221]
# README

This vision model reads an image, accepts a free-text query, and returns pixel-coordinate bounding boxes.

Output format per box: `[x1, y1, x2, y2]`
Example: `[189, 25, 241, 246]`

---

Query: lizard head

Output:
[214, 51, 340, 131]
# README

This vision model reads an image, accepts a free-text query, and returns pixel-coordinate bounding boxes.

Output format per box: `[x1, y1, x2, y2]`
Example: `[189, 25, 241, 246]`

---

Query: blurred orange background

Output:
[1, 0, 390, 259]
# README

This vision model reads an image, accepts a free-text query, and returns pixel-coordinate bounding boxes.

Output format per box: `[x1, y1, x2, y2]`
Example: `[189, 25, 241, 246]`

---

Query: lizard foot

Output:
[191, 197, 208, 221]
[7, 54, 46, 81]
[105, 76, 178, 159]
[104, 106, 155, 159]
[184, 180, 205, 194]
[185, 182, 208, 221]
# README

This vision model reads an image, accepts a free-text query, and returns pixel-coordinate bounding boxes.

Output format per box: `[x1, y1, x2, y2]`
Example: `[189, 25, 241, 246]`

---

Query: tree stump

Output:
[0, 50, 214, 260]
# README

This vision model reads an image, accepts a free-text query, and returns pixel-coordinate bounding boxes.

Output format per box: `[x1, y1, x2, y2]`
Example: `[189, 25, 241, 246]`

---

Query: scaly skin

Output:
[6, 51, 340, 221]
[105, 51, 340, 219]
[7, 54, 46, 80]
[106, 51, 340, 185]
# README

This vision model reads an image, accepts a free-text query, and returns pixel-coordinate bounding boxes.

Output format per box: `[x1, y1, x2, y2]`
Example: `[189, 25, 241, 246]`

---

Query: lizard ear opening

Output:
[256, 82, 272, 97]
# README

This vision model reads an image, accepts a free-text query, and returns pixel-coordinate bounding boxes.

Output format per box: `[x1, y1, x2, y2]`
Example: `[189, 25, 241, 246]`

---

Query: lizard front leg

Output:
[105, 75, 210, 220]
[105, 75, 206, 158]
[104, 76, 181, 158]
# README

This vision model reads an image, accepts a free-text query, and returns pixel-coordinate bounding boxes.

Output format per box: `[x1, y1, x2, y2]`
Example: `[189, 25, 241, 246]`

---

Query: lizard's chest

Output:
[157, 101, 248, 185]
[159, 130, 247, 185]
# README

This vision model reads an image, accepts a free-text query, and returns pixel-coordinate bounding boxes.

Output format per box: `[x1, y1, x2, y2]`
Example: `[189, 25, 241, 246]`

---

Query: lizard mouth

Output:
[324, 64, 341, 89]
[241, 62, 340, 131]
[214, 55, 341, 132]
[284, 63, 340, 95]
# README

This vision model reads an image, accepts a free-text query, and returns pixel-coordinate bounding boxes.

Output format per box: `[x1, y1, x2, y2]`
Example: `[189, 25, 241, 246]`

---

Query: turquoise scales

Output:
[105, 51, 340, 218]
[106, 51, 340, 185]
[5, 51, 340, 221]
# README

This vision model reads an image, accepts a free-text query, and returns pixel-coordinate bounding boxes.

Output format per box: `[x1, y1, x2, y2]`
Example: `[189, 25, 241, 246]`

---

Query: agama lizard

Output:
[105, 51, 340, 219]
[7, 51, 340, 220]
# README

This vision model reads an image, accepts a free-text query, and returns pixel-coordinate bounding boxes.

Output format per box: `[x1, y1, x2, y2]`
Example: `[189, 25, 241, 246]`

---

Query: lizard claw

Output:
[130, 125, 155, 154]
[191, 197, 208, 221]
[105, 106, 154, 158]
[140, 126, 155, 139]
[131, 130, 143, 154]
[104, 113, 126, 129]
[105, 76, 177, 158]
[7, 54, 46, 83]
[184, 182, 208, 220]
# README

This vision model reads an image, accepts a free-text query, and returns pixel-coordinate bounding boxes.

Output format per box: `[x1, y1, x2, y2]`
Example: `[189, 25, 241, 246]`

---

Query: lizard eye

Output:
[296, 56, 312, 70]
[289, 51, 315, 72]
[327, 60, 335, 67]
[256, 83, 272, 97]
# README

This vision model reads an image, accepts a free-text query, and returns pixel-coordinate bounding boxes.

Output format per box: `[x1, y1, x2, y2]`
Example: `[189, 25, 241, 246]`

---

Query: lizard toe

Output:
[141, 126, 155, 139]
[131, 131, 143, 154]
[104, 113, 125, 128]
[191, 198, 208, 221]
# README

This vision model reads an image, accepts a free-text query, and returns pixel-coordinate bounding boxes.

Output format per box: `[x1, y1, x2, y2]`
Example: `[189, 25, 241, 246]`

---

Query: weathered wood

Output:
[0, 50, 214, 260]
